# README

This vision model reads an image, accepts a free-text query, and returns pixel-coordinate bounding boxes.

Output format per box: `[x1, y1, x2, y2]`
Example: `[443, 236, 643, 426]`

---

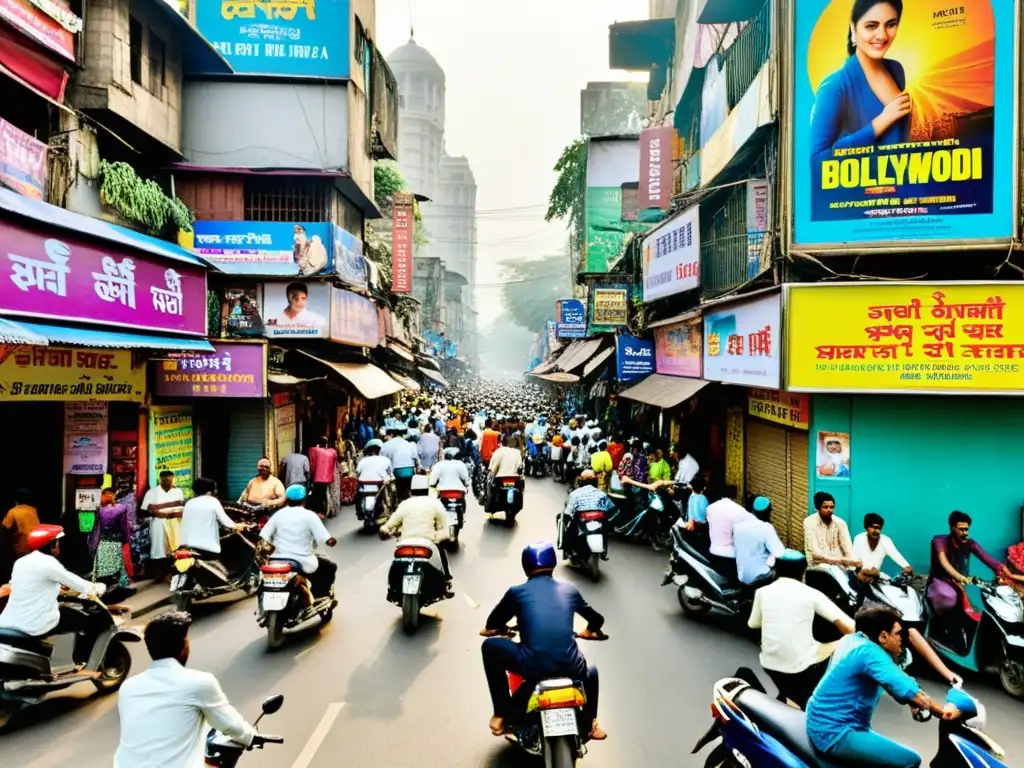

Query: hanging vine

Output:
[98, 160, 194, 235]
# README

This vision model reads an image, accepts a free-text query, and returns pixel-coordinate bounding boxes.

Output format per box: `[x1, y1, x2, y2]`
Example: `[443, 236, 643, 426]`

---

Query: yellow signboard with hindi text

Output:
[786, 283, 1024, 394]
[0, 346, 145, 401]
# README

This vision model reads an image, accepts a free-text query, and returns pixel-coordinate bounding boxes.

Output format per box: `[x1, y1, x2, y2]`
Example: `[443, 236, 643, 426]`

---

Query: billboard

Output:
[703, 293, 781, 387]
[639, 126, 674, 211]
[616, 333, 654, 382]
[154, 342, 267, 398]
[191, 221, 333, 277]
[580, 81, 646, 137]
[642, 204, 700, 302]
[555, 298, 586, 339]
[654, 317, 702, 378]
[330, 287, 380, 347]
[785, 282, 1024, 394]
[0, 118, 46, 200]
[792, 0, 1016, 247]
[261, 281, 330, 338]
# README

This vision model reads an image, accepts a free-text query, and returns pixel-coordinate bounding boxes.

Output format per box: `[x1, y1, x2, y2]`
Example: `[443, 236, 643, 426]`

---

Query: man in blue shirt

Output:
[734, 496, 785, 587]
[559, 470, 614, 554]
[807, 606, 959, 767]
[685, 475, 709, 528]
[480, 542, 607, 742]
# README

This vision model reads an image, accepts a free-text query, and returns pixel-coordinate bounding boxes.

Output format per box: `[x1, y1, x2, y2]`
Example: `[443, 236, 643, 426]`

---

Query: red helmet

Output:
[27, 524, 64, 551]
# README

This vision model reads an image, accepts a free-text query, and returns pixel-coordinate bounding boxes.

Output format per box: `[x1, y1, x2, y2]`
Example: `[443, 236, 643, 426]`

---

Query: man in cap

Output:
[140, 470, 185, 580]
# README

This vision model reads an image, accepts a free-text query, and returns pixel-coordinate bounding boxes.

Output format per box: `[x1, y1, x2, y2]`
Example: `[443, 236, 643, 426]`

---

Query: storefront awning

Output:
[536, 372, 580, 384]
[298, 351, 405, 400]
[387, 342, 416, 363]
[9, 320, 215, 351]
[418, 366, 449, 388]
[557, 339, 604, 373]
[619, 374, 709, 409]
[267, 372, 325, 387]
[389, 371, 420, 391]
[417, 355, 441, 371]
[582, 346, 614, 378]
[0, 317, 48, 345]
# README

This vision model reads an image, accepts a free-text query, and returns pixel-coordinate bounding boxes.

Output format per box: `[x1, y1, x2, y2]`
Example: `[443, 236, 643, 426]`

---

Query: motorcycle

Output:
[924, 577, 1024, 699]
[386, 538, 452, 634]
[438, 489, 467, 546]
[550, 444, 566, 483]
[355, 480, 389, 530]
[558, 506, 607, 582]
[693, 668, 1007, 767]
[171, 515, 262, 613]
[487, 475, 523, 526]
[204, 693, 285, 767]
[861, 571, 926, 635]
[0, 594, 141, 731]
[525, 440, 548, 478]
[472, 463, 488, 504]
[665, 526, 751, 622]
[256, 559, 337, 650]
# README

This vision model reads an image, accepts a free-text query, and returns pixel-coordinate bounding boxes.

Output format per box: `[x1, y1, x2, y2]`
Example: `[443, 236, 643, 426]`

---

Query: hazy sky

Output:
[376, 0, 648, 331]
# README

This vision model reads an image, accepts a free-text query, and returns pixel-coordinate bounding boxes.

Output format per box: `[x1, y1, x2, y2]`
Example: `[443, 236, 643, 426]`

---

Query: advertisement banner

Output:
[0, 346, 144, 401]
[329, 287, 380, 347]
[615, 333, 655, 381]
[703, 293, 781, 387]
[585, 137, 656, 272]
[262, 281, 330, 338]
[148, 405, 194, 493]
[654, 317, 702, 378]
[221, 285, 264, 337]
[746, 179, 770, 279]
[792, 0, 1015, 247]
[642, 204, 700, 302]
[0, 0, 74, 61]
[194, 0, 350, 79]
[391, 192, 413, 293]
[591, 286, 628, 327]
[63, 402, 108, 475]
[580, 81, 646, 136]
[2, 220, 207, 335]
[555, 298, 586, 339]
[191, 221, 333, 277]
[785, 282, 1024, 393]
[639, 126, 674, 211]
[154, 341, 267, 398]
[748, 388, 810, 430]
[333, 226, 366, 288]
[0, 118, 46, 200]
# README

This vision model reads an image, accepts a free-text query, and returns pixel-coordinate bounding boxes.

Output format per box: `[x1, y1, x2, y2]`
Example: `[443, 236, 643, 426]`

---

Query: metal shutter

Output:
[788, 430, 809, 552]
[227, 402, 267, 500]
[746, 419, 791, 542]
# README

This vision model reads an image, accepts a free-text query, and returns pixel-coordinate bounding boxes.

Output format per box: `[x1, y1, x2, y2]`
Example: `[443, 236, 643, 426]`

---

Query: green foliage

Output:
[98, 160, 194, 235]
[545, 138, 587, 256]
[374, 161, 405, 209]
[501, 254, 573, 333]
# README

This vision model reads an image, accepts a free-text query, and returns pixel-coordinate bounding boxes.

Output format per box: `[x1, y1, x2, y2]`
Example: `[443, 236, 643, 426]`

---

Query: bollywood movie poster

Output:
[792, 0, 1016, 247]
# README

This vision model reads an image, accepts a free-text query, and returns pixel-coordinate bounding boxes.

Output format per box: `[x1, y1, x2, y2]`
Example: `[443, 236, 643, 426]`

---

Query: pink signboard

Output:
[654, 317, 702, 378]
[154, 341, 267, 398]
[1, 219, 207, 335]
[391, 192, 413, 293]
[0, 118, 46, 200]
[330, 287, 380, 347]
[0, 0, 75, 61]
[639, 126, 674, 211]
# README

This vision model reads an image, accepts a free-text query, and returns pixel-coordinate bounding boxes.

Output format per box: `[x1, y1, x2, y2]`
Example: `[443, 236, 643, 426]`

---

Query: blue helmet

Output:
[753, 496, 771, 513]
[521, 541, 557, 576]
[285, 484, 307, 502]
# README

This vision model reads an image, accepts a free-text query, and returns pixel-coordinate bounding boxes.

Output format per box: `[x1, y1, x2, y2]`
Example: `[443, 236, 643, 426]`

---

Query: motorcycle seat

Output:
[0, 627, 52, 654]
[734, 688, 850, 768]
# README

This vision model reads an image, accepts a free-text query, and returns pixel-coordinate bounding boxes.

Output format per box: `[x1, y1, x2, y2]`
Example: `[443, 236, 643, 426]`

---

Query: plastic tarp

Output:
[618, 374, 709, 409]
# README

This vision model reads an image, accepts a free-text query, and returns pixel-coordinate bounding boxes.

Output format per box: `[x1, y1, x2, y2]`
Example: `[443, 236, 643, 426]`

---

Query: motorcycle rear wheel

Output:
[544, 736, 577, 768]
[266, 612, 285, 650]
[588, 554, 601, 583]
[93, 640, 132, 694]
[171, 591, 192, 613]
[402, 594, 420, 634]
[678, 586, 711, 616]
[1000, 658, 1024, 698]
[0, 700, 16, 732]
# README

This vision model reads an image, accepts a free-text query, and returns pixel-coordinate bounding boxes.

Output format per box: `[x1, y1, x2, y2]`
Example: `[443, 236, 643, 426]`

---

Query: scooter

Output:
[385, 538, 452, 634]
[924, 577, 1024, 699]
[355, 480, 389, 530]
[256, 559, 337, 650]
[205, 693, 285, 767]
[693, 668, 1008, 767]
[438, 489, 467, 546]
[557, 506, 607, 582]
[171, 521, 262, 613]
[525, 440, 548, 478]
[550, 444, 566, 483]
[863, 571, 926, 636]
[487, 475, 523, 526]
[0, 594, 141, 731]
[665, 526, 751, 622]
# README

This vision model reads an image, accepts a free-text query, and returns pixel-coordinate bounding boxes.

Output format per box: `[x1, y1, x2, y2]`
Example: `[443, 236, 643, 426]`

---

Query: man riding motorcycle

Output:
[559, 470, 614, 555]
[179, 477, 247, 559]
[486, 434, 524, 512]
[259, 485, 338, 598]
[430, 446, 471, 494]
[379, 475, 453, 592]
[238, 458, 286, 512]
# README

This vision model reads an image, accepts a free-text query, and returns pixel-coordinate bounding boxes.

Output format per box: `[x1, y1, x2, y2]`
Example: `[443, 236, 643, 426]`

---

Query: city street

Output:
[3, 476, 1024, 767]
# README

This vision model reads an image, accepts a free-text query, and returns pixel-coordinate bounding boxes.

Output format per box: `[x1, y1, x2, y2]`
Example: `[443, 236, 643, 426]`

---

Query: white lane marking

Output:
[290, 702, 345, 768]
[357, 559, 391, 591]
[463, 593, 479, 608]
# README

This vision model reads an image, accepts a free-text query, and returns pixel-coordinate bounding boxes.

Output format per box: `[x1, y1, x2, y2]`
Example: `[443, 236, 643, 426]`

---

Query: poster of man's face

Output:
[262, 281, 330, 338]
[816, 430, 851, 479]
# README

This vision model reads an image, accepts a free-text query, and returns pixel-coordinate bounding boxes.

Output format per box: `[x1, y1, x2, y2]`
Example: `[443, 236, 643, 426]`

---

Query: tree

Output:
[501, 254, 573, 333]
[545, 138, 587, 256]
[373, 161, 404, 211]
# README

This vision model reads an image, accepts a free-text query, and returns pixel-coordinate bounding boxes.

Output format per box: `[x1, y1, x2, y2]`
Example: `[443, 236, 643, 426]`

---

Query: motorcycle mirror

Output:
[261, 694, 285, 715]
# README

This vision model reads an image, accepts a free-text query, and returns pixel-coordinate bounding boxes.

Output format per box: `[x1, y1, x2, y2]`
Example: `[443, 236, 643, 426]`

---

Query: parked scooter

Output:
[385, 538, 452, 634]
[439, 489, 467, 546]
[256, 559, 337, 650]
[924, 577, 1024, 699]
[355, 480, 389, 530]
[487, 476, 523, 526]
[665, 527, 751, 622]
[204, 694, 285, 767]
[693, 669, 1008, 767]
[557, 506, 607, 582]
[0, 594, 141, 730]
[171, 519, 262, 613]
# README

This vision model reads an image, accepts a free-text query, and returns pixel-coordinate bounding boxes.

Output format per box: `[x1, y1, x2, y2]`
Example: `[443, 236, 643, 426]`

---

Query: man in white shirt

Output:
[140, 470, 185, 566]
[382, 428, 419, 500]
[260, 485, 337, 596]
[430, 447, 471, 492]
[380, 475, 452, 586]
[417, 423, 442, 470]
[706, 498, 755, 580]
[487, 435, 524, 511]
[357, 439, 393, 482]
[853, 512, 912, 580]
[271, 282, 326, 330]
[114, 612, 256, 768]
[748, 550, 854, 709]
[179, 478, 246, 557]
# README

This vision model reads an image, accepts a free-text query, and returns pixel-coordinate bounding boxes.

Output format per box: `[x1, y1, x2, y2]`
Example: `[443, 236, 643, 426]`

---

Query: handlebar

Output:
[251, 734, 284, 747]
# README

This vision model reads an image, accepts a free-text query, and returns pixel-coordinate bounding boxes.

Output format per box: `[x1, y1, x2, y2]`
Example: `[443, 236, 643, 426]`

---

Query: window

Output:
[129, 16, 142, 84]
[148, 30, 165, 95]
[354, 18, 367, 63]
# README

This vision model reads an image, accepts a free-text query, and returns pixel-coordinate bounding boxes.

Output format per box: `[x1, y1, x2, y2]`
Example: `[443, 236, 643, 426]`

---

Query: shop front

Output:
[785, 282, 1024, 570]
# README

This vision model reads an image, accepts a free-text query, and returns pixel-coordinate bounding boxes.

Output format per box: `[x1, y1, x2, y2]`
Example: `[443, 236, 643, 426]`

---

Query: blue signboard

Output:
[192, 221, 334, 276]
[616, 333, 654, 382]
[556, 298, 586, 339]
[333, 226, 366, 288]
[194, 0, 351, 79]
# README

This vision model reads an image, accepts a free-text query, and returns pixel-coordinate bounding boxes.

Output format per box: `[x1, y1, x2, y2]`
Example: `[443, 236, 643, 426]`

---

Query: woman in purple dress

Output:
[88, 489, 136, 590]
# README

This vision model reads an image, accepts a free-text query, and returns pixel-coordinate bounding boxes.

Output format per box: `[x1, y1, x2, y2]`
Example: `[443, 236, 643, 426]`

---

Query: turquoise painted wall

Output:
[809, 395, 1023, 575]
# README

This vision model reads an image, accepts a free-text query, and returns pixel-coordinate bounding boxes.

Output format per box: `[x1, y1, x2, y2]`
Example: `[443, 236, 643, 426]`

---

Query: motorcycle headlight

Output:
[989, 588, 1024, 624]
[650, 495, 664, 511]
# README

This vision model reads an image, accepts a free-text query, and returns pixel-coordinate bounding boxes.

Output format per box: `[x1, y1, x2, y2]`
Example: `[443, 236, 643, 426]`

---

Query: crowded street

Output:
[3, 469, 1024, 767]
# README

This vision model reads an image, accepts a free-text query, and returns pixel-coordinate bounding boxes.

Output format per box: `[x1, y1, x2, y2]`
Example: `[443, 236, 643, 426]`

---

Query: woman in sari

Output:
[88, 489, 136, 592]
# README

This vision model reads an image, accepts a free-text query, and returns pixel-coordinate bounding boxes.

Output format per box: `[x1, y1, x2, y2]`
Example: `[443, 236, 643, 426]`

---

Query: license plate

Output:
[261, 591, 289, 611]
[586, 534, 605, 554]
[170, 574, 186, 590]
[402, 575, 422, 595]
[448, 510, 459, 526]
[585, 521, 602, 532]
[365, 496, 376, 511]
[174, 558, 193, 573]
[540, 707, 578, 737]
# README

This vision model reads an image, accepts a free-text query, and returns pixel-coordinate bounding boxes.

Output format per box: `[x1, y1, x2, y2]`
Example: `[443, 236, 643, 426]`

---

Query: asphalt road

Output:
[3, 476, 1024, 767]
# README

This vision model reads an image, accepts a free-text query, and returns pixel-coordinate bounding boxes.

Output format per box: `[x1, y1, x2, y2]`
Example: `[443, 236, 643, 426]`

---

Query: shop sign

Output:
[786, 282, 1024, 394]
[585, 137, 656, 272]
[615, 333, 654, 382]
[792, 0, 1014, 247]
[654, 316, 702, 378]
[221, 285, 264, 337]
[148, 405, 194, 493]
[703, 293, 781, 387]
[642, 204, 700, 302]
[746, 179, 770, 280]
[391, 192, 413, 293]
[194, 0, 351, 79]
[275, 403, 296, 459]
[0, 345, 144, 401]
[154, 341, 267, 398]
[333, 226, 366, 289]
[191, 221, 333, 277]
[63, 402, 108, 474]
[261, 281, 330, 338]
[555, 298, 586, 339]
[0, 118, 46, 200]
[0, 0, 75, 62]
[330, 287, 380, 347]
[591, 287, 628, 327]
[1, 221, 207, 335]
[639, 126, 674, 211]
[747, 388, 809, 430]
